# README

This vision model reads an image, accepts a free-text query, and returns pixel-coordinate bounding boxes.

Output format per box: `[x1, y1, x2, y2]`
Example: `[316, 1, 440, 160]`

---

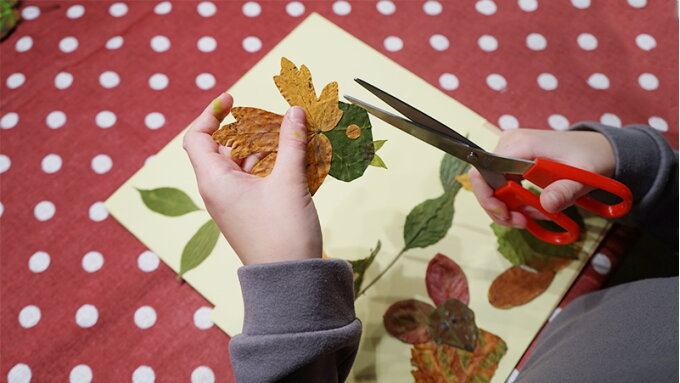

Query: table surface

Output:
[2, 1, 677, 382]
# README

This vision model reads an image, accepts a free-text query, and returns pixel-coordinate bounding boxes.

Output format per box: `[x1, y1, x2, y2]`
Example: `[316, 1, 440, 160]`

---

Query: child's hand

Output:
[469, 129, 616, 228]
[183, 92, 322, 265]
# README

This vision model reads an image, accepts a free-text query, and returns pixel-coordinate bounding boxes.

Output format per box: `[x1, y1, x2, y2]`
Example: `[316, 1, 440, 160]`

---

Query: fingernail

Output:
[288, 106, 306, 125]
[488, 207, 507, 221]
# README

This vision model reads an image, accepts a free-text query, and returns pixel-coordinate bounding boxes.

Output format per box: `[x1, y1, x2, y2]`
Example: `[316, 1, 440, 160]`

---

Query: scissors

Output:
[345, 79, 633, 245]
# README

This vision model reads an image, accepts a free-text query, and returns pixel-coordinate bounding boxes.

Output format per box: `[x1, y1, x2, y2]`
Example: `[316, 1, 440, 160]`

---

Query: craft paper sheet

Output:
[106, 13, 609, 382]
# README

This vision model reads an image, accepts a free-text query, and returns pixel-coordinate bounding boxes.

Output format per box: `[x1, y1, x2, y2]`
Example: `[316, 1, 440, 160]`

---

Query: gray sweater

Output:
[229, 124, 678, 382]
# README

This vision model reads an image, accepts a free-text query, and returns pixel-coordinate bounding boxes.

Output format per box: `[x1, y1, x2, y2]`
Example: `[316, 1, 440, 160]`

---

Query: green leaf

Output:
[404, 192, 455, 250]
[179, 220, 221, 278]
[348, 241, 381, 298]
[0, 0, 20, 41]
[369, 153, 388, 169]
[373, 139, 387, 152]
[137, 187, 201, 217]
[322, 102, 375, 182]
[439, 154, 470, 192]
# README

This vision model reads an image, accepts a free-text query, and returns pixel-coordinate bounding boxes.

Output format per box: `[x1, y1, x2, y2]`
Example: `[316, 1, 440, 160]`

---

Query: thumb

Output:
[540, 179, 589, 213]
[273, 106, 308, 181]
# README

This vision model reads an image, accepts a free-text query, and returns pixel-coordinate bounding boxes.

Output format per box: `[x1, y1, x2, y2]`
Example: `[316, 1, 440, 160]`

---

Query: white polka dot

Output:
[478, 34, 498, 51]
[67, 5, 85, 19]
[75, 305, 99, 328]
[82, 251, 104, 272]
[145, 155, 156, 166]
[498, 115, 519, 130]
[548, 307, 562, 322]
[286, 1, 305, 17]
[132, 366, 155, 383]
[15, 36, 33, 52]
[537, 73, 558, 90]
[195, 73, 216, 90]
[109, 2, 128, 17]
[0, 202, 4, 217]
[134, 306, 157, 329]
[145, 113, 166, 130]
[242, 36, 262, 53]
[383, 36, 403, 52]
[106, 36, 124, 50]
[548, 114, 570, 130]
[475, 0, 497, 15]
[96, 111, 116, 128]
[486, 73, 507, 91]
[0, 154, 10, 174]
[429, 34, 449, 51]
[194, 307, 214, 330]
[648, 116, 668, 132]
[6, 73, 25, 89]
[41, 154, 63, 174]
[333, 1, 352, 15]
[587, 73, 609, 90]
[570, 0, 590, 9]
[1, 113, 18, 129]
[197, 1, 217, 17]
[55, 72, 74, 90]
[635, 34, 656, 51]
[591, 252, 611, 274]
[99, 71, 120, 89]
[576, 33, 597, 51]
[22, 6, 40, 20]
[138, 250, 160, 272]
[154, 1, 172, 15]
[19, 305, 41, 328]
[46, 111, 67, 129]
[91, 154, 113, 174]
[197, 36, 217, 52]
[150, 35, 170, 52]
[191, 366, 215, 383]
[376, 0, 396, 15]
[627, 0, 646, 8]
[638, 73, 659, 90]
[29, 251, 51, 273]
[438, 73, 459, 90]
[242, 1, 261, 17]
[600, 113, 622, 128]
[69, 364, 93, 383]
[7, 363, 32, 383]
[423, 1, 443, 15]
[34, 201, 56, 221]
[526, 33, 547, 50]
[148, 73, 169, 90]
[89, 202, 108, 222]
[59, 37, 79, 53]
[518, 0, 538, 12]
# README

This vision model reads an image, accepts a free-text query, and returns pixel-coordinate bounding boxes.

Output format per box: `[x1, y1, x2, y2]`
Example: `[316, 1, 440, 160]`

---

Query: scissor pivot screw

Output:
[466, 152, 478, 163]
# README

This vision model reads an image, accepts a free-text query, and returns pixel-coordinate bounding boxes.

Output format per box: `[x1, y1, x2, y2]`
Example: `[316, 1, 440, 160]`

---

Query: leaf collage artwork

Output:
[137, 58, 386, 278]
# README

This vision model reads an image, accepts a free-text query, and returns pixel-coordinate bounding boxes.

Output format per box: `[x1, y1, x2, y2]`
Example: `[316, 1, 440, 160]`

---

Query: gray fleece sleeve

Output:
[572, 122, 678, 246]
[229, 258, 361, 383]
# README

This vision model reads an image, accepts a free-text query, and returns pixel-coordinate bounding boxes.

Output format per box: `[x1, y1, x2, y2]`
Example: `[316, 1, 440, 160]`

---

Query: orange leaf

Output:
[488, 266, 555, 309]
[212, 107, 283, 159]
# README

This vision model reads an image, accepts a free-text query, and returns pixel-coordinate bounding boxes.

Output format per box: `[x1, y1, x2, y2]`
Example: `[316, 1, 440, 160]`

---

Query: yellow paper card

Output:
[105, 13, 609, 382]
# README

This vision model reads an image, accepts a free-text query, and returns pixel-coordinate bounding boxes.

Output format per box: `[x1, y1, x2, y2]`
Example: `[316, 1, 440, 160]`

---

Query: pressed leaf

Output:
[383, 299, 436, 344]
[0, 0, 20, 41]
[212, 107, 283, 159]
[490, 222, 580, 266]
[179, 220, 221, 278]
[404, 192, 455, 250]
[348, 241, 381, 299]
[488, 266, 555, 309]
[428, 298, 478, 351]
[525, 256, 573, 273]
[440, 154, 470, 192]
[455, 174, 473, 191]
[323, 102, 375, 181]
[373, 139, 387, 152]
[137, 187, 201, 217]
[370, 154, 388, 169]
[426, 254, 470, 306]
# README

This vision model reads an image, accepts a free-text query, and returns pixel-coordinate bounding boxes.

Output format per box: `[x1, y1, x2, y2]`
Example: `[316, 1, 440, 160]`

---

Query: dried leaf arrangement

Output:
[0, 0, 20, 41]
[383, 253, 507, 382]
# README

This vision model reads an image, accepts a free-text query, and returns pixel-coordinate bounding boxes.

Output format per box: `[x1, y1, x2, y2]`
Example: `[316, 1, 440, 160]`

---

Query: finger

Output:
[272, 107, 308, 182]
[540, 179, 589, 213]
[242, 152, 270, 173]
[183, 92, 236, 171]
[469, 168, 510, 222]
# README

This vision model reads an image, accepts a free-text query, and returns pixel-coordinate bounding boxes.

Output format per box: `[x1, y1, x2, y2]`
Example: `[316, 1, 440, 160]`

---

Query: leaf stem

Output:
[356, 247, 407, 299]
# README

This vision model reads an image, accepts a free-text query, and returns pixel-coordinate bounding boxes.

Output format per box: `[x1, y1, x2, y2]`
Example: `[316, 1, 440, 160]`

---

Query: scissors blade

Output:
[354, 78, 481, 149]
[344, 95, 533, 188]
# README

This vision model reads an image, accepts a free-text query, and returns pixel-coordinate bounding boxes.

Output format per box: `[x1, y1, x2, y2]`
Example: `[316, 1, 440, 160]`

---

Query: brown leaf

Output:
[305, 134, 332, 195]
[488, 266, 555, 309]
[383, 299, 436, 344]
[212, 107, 283, 159]
[526, 256, 574, 273]
[426, 254, 470, 306]
[428, 298, 477, 352]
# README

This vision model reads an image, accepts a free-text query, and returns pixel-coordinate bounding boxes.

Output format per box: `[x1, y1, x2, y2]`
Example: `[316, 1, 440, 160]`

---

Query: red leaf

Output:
[426, 253, 470, 306]
[383, 299, 435, 344]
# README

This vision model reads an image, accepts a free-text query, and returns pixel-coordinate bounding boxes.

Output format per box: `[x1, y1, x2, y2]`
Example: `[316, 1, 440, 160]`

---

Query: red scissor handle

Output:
[522, 158, 633, 218]
[494, 181, 581, 245]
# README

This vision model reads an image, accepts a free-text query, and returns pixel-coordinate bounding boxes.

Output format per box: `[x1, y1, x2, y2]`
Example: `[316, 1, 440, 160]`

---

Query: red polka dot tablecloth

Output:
[1, 1, 676, 382]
